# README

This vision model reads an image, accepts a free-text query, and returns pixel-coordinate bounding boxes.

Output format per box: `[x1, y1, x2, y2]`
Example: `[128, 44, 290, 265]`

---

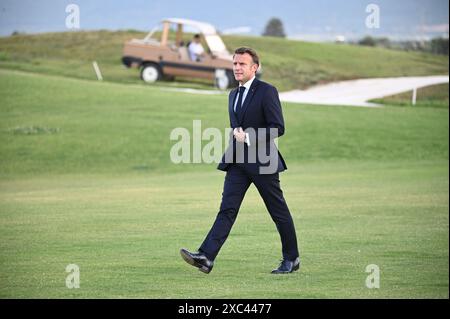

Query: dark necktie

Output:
[235, 86, 246, 116]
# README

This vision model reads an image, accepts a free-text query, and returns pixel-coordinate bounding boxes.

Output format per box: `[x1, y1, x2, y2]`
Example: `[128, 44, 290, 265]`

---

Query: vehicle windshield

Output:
[204, 35, 228, 54]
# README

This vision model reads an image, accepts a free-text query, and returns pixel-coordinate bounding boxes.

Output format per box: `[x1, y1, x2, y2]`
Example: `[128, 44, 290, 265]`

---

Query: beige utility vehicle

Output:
[122, 18, 261, 89]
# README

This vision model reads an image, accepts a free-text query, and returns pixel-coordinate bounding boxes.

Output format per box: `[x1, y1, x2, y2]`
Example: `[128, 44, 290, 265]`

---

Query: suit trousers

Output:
[199, 164, 299, 261]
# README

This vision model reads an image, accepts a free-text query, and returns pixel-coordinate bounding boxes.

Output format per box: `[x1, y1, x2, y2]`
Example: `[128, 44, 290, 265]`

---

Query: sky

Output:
[0, 0, 448, 41]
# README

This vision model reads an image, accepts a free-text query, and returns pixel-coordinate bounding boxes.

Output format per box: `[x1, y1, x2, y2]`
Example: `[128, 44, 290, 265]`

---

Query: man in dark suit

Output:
[181, 47, 300, 274]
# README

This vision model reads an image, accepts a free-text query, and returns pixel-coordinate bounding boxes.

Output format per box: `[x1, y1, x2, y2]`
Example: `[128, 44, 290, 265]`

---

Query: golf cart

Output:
[122, 18, 261, 90]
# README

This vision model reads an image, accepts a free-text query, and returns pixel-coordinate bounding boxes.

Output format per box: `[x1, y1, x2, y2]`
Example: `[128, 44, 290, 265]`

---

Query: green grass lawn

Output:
[372, 83, 449, 109]
[0, 69, 448, 298]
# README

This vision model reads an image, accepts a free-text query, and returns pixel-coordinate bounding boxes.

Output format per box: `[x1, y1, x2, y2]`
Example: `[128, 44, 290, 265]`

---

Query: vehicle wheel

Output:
[140, 63, 162, 83]
[227, 70, 239, 88]
[215, 69, 237, 90]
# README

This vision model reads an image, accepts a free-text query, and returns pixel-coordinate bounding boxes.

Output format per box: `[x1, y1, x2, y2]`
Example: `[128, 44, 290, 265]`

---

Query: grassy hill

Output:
[0, 30, 448, 91]
[0, 69, 448, 298]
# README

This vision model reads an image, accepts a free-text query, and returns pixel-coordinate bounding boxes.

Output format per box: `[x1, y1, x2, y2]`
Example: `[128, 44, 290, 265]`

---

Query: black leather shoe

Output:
[180, 248, 214, 274]
[271, 257, 300, 274]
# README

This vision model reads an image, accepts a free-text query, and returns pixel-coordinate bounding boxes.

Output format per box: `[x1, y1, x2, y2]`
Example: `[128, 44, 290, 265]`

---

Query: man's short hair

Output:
[193, 34, 201, 39]
[233, 47, 259, 66]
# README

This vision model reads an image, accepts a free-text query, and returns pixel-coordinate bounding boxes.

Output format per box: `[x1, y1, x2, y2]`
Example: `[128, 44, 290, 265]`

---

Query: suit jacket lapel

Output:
[228, 88, 239, 128]
[238, 78, 259, 124]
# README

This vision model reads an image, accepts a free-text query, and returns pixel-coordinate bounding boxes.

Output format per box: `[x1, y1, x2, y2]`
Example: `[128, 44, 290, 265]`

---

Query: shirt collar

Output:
[239, 75, 256, 91]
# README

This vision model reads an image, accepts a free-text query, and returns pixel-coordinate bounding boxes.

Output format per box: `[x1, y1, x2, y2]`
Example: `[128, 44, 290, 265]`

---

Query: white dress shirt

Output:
[233, 75, 256, 112]
[188, 42, 204, 61]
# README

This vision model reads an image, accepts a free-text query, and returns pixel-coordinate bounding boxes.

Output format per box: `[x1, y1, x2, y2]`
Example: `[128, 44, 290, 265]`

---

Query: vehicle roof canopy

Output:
[162, 18, 231, 57]
[163, 18, 217, 35]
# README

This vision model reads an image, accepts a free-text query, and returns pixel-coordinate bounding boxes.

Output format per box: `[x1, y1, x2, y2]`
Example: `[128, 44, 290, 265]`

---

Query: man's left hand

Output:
[233, 127, 246, 143]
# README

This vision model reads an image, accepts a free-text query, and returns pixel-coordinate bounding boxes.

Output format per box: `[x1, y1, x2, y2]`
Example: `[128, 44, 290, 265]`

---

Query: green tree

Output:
[262, 18, 286, 38]
[431, 37, 449, 55]
[358, 36, 376, 47]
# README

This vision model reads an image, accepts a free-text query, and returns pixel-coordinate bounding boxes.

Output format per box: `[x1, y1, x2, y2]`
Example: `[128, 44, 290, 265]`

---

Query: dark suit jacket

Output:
[217, 78, 287, 175]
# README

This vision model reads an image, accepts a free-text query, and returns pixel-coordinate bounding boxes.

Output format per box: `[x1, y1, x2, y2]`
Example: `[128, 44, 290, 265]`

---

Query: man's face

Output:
[233, 53, 258, 84]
